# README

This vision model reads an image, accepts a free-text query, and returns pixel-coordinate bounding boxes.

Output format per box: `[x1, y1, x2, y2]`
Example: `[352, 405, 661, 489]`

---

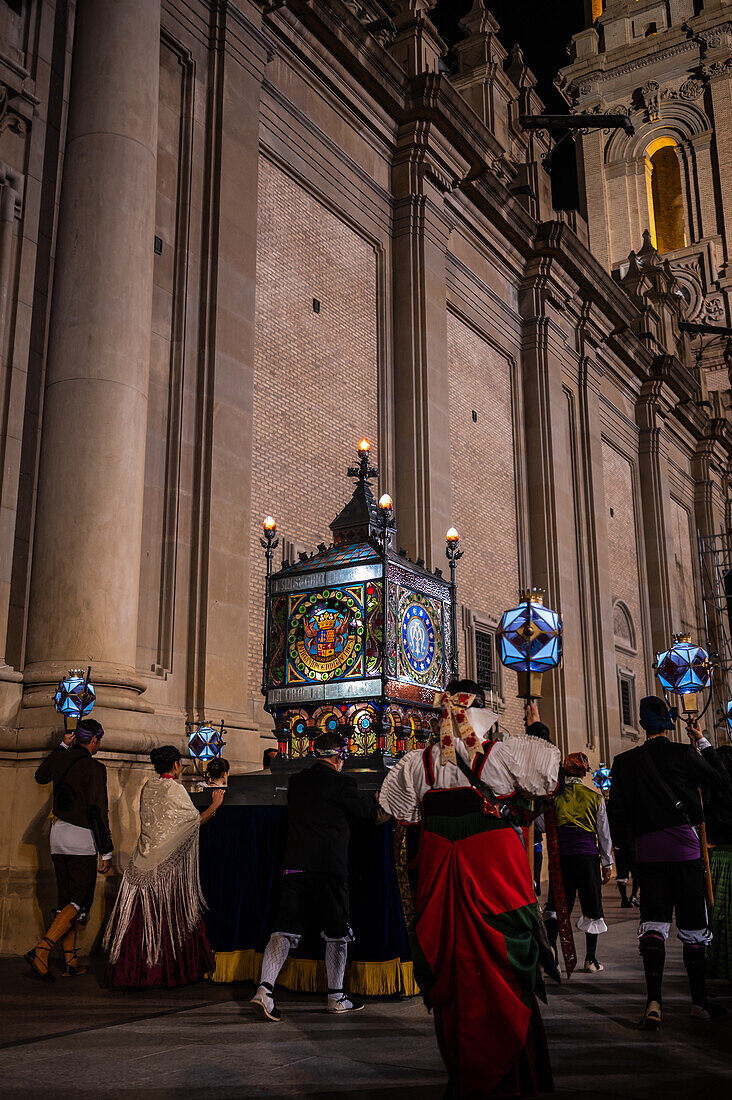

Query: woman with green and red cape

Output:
[379, 680, 561, 1099]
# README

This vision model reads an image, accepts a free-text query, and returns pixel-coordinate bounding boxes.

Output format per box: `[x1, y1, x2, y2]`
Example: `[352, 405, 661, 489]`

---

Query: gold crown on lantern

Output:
[519, 586, 545, 605]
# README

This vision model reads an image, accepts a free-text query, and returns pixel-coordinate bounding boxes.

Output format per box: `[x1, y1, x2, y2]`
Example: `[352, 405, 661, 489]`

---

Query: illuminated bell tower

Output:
[559, 0, 732, 360]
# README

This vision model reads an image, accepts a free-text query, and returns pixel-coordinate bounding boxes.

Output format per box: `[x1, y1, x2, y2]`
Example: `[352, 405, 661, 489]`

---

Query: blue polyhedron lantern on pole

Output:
[497, 587, 562, 699]
[54, 668, 96, 723]
[654, 632, 713, 716]
[593, 763, 611, 795]
[186, 719, 226, 764]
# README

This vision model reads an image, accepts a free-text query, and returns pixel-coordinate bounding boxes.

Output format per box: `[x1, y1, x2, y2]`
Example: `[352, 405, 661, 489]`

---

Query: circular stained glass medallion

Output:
[401, 603, 437, 676]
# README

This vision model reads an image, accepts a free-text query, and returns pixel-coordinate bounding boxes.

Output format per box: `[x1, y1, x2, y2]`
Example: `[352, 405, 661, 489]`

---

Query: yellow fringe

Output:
[209, 949, 418, 997]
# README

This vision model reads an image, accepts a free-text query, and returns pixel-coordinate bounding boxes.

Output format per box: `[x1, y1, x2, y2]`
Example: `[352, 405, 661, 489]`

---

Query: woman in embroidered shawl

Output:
[104, 745, 223, 989]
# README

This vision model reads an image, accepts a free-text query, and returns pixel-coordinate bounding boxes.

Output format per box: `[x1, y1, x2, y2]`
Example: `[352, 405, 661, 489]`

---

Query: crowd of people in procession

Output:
[23, 679, 732, 1098]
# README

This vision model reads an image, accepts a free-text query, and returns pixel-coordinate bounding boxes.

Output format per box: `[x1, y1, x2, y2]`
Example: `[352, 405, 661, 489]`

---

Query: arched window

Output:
[612, 599, 636, 655]
[645, 137, 686, 253]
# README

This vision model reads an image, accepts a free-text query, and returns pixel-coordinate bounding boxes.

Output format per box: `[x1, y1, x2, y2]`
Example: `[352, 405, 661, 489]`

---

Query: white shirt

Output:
[50, 818, 98, 857]
[378, 734, 561, 824]
[52, 742, 112, 859]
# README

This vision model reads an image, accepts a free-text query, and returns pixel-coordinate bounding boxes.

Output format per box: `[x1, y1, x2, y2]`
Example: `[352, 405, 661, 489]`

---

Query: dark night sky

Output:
[430, 0, 588, 209]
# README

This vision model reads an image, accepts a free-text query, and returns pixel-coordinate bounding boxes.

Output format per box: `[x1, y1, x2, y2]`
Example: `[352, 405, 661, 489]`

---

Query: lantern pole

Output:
[446, 528, 462, 681]
[378, 489, 394, 757]
[260, 516, 279, 697]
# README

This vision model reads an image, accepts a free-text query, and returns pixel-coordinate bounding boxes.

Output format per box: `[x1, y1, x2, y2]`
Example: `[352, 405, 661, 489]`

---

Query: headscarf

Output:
[563, 752, 590, 777]
[435, 690, 481, 765]
[639, 695, 677, 736]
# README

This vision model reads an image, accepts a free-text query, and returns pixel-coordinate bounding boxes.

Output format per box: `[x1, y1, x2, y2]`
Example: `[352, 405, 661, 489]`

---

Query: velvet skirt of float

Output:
[105, 898, 215, 989]
[412, 787, 553, 1099]
[198, 806, 418, 997]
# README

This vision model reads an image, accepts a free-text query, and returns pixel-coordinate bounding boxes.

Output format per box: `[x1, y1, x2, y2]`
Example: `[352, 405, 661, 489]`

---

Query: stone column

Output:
[23, 0, 160, 717]
[704, 40, 732, 278]
[392, 169, 455, 569]
[577, 313, 623, 762]
[189, 2, 273, 745]
[519, 253, 584, 758]
[636, 370, 677, 661]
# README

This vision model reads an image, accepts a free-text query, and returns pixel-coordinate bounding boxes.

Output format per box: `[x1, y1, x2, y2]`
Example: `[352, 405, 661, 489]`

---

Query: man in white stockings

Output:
[251, 729, 380, 1021]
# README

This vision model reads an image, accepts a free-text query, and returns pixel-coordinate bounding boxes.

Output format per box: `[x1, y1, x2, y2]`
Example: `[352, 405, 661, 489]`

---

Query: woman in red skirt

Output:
[104, 745, 222, 989]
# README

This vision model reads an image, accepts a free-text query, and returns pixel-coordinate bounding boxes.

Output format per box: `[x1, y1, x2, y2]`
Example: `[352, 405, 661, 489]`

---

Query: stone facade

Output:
[0, 0, 730, 953]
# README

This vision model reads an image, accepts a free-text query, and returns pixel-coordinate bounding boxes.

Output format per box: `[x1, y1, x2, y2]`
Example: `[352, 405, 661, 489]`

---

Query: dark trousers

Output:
[547, 853, 603, 921]
[52, 854, 97, 917]
[273, 872, 352, 940]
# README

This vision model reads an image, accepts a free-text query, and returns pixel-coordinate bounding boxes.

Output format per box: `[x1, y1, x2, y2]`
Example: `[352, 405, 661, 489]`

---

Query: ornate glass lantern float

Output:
[260, 437, 457, 760]
[654, 632, 713, 716]
[497, 587, 562, 699]
[53, 667, 96, 729]
[186, 719, 227, 771]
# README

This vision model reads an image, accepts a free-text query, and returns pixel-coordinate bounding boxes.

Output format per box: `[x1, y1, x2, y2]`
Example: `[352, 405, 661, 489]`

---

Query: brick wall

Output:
[248, 157, 379, 717]
[446, 312, 524, 738]
[602, 440, 648, 736]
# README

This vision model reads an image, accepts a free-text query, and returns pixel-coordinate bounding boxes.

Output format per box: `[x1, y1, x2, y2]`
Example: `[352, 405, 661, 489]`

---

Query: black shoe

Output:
[620, 898, 632, 908]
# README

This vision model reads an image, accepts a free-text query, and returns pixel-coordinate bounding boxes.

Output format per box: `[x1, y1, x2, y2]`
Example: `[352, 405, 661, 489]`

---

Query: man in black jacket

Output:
[609, 696, 729, 1030]
[25, 718, 113, 981]
[251, 730, 380, 1021]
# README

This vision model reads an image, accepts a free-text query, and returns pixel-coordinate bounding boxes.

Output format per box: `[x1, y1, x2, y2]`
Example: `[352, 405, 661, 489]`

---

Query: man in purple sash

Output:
[609, 696, 729, 1030]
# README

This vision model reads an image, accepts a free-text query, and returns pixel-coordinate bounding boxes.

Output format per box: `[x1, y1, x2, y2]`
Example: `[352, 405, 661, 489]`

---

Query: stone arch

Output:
[604, 100, 711, 166]
[604, 101, 712, 257]
[612, 598, 636, 653]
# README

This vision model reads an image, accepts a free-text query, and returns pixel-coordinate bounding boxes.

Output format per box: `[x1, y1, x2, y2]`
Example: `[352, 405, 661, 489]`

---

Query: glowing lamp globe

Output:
[358, 437, 371, 453]
[497, 588, 562, 699]
[263, 515, 277, 534]
[187, 723, 225, 761]
[378, 493, 393, 511]
[54, 673, 96, 721]
[655, 633, 712, 716]
[446, 527, 459, 543]
[593, 764, 611, 795]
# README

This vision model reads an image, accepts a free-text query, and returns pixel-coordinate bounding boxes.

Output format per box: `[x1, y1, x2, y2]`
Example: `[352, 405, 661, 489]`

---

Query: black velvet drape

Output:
[198, 807, 410, 963]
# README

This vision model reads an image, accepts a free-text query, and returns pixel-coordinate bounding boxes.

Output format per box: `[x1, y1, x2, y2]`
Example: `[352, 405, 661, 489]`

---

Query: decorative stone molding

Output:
[0, 84, 29, 136]
[697, 23, 732, 52]
[640, 79, 661, 121]
[703, 57, 732, 80]
[678, 76, 705, 100]
[702, 295, 725, 323]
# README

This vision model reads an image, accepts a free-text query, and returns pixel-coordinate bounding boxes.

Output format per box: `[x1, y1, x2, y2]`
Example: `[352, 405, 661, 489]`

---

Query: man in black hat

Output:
[609, 696, 729, 1030]
[251, 729, 380, 1021]
[25, 718, 113, 980]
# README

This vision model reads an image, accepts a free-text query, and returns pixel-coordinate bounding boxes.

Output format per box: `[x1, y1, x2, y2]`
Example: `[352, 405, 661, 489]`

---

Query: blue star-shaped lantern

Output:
[497, 588, 562, 698]
[187, 721, 226, 761]
[54, 670, 96, 720]
[593, 763, 611, 794]
[655, 633, 712, 715]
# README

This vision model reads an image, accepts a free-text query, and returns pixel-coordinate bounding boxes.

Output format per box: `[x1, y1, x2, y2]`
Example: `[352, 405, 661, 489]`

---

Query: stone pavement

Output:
[1, 889, 732, 1099]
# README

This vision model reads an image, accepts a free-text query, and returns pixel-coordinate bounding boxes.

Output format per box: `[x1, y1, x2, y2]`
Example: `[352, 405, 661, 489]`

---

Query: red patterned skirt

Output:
[105, 897, 215, 989]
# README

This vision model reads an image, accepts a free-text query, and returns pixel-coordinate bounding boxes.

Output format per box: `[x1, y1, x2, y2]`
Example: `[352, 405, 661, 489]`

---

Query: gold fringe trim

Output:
[208, 949, 418, 997]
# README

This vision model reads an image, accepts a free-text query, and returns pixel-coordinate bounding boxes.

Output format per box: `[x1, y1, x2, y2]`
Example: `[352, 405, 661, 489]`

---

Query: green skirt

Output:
[708, 845, 732, 980]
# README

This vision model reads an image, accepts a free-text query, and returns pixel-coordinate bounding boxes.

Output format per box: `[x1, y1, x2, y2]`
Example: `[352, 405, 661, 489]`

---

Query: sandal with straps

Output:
[24, 937, 56, 982]
[62, 950, 88, 977]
